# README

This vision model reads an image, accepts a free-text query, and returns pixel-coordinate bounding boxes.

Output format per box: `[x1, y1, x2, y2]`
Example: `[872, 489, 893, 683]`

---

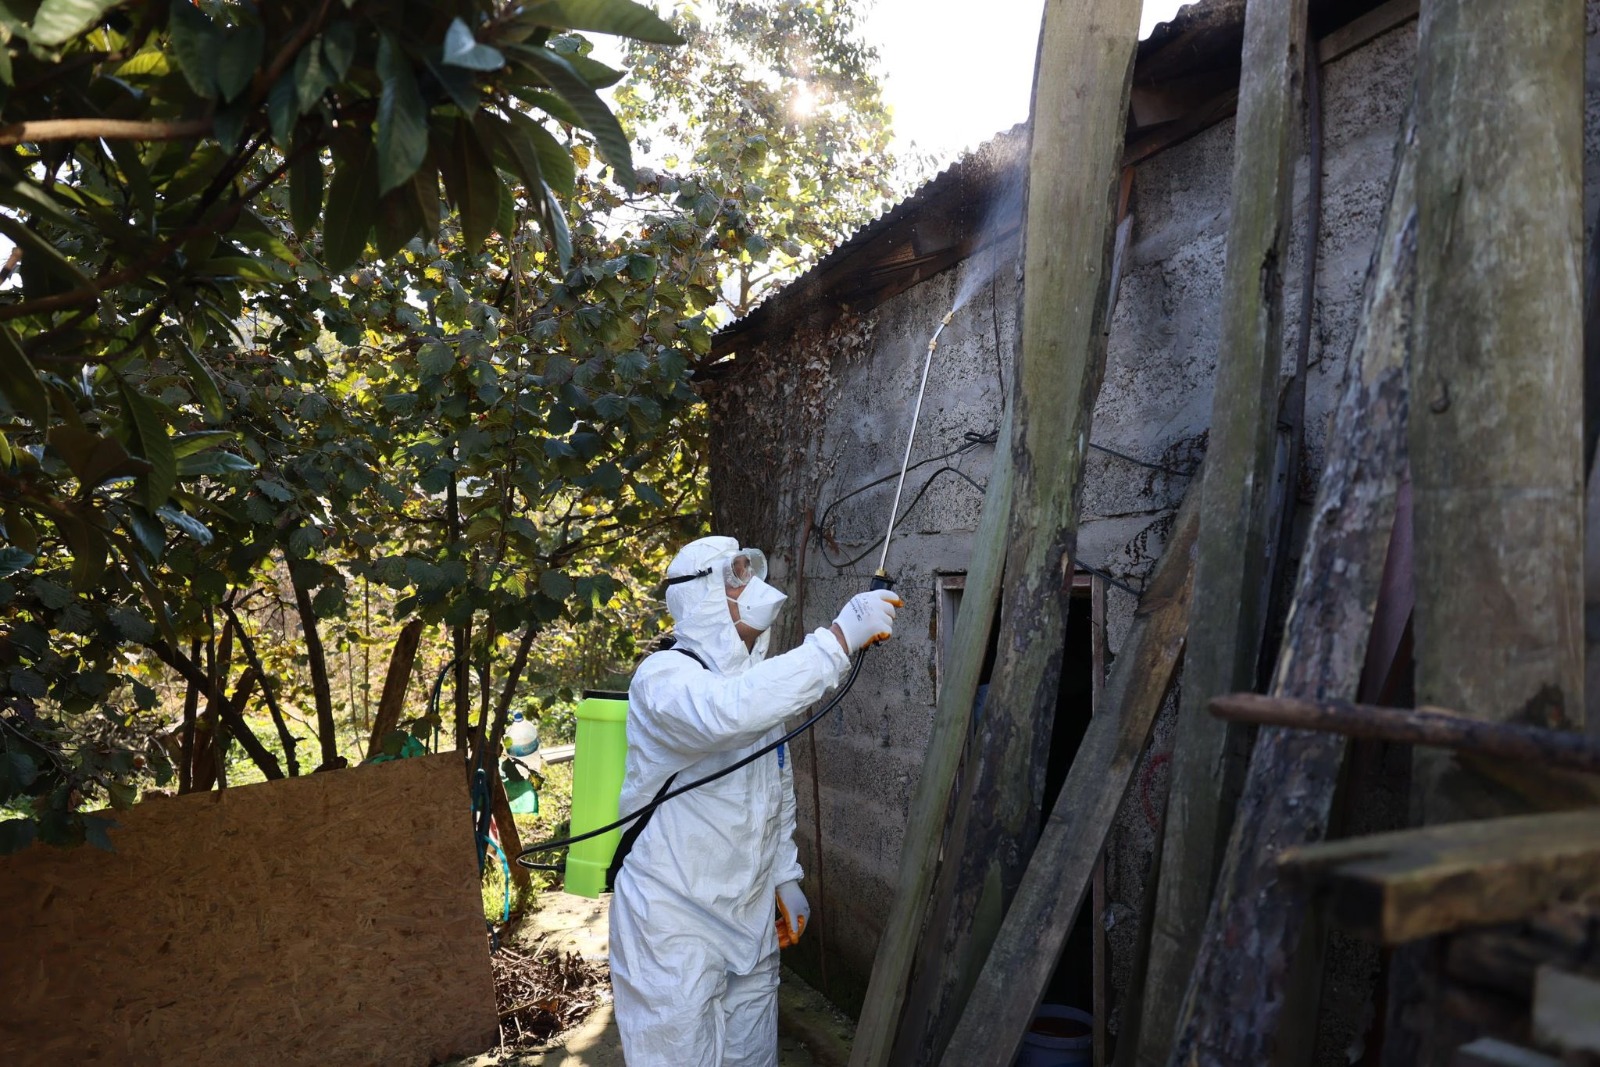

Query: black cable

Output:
[1087, 441, 1197, 478]
[816, 428, 997, 570]
[819, 464, 988, 569]
[516, 648, 868, 871]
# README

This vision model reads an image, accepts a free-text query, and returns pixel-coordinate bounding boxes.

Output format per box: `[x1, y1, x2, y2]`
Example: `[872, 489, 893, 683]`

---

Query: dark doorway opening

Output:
[1038, 581, 1099, 1021]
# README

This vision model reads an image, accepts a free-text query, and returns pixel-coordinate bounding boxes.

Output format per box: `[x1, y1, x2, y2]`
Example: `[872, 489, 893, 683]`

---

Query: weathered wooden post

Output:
[1391, 0, 1585, 1060]
[1408, 0, 1585, 819]
[1165, 100, 1418, 1067]
[1134, 1, 1308, 1062]
[849, 1, 1142, 1062]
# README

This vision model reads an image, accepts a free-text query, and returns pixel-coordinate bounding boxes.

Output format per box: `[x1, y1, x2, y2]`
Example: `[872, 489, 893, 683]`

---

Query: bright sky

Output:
[861, 0, 1190, 167]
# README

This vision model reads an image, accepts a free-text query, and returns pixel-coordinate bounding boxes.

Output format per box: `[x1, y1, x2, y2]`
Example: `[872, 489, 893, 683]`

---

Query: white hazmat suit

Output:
[609, 536, 894, 1066]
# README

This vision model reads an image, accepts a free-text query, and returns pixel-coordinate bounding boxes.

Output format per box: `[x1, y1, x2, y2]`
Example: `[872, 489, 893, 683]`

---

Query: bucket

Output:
[1014, 1004, 1093, 1067]
[564, 690, 630, 898]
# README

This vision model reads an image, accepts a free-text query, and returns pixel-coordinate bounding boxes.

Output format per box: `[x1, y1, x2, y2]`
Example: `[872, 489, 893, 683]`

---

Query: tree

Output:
[614, 0, 899, 315]
[0, 0, 904, 856]
[0, 0, 695, 848]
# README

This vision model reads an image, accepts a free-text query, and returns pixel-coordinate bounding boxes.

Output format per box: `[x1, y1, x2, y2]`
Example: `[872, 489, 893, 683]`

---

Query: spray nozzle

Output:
[941, 310, 954, 326]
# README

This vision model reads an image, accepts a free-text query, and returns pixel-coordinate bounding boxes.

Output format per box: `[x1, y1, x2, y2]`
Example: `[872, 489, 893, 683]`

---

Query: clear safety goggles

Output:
[664, 547, 768, 590]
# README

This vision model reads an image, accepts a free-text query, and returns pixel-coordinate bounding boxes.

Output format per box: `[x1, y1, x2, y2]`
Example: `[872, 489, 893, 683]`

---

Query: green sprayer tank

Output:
[564, 690, 630, 898]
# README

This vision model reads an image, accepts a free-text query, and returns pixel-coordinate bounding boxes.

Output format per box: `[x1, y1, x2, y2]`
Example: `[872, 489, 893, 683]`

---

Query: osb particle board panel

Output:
[0, 753, 497, 1066]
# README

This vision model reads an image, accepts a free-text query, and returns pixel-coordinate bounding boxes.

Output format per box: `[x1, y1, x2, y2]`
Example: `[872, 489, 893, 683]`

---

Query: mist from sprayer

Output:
[875, 151, 1025, 578]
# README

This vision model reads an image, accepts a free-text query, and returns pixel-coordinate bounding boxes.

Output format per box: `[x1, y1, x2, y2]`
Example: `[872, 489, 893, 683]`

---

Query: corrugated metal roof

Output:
[702, 0, 1392, 368]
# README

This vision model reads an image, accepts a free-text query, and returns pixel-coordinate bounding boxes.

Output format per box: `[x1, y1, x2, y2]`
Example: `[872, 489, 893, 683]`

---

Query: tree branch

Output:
[0, 117, 212, 147]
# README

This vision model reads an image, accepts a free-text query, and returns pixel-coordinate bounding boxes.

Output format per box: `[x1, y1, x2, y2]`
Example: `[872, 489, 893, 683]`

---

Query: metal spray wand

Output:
[872, 308, 956, 590]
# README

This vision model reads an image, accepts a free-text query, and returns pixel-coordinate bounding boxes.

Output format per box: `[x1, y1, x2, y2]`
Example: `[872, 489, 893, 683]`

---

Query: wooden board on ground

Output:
[1278, 810, 1600, 944]
[0, 753, 496, 1066]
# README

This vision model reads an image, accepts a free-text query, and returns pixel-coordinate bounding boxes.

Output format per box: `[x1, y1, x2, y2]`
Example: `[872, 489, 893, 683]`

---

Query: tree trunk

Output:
[476, 625, 538, 893]
[190, 618, 233, 791]
[226, 605, 301, 777]
[366, 619, 424, 758]
[149, 639, 282, 781]
[1164, 98, 1417, 1067]
[1135, 1, 1308, 1061]
[177, 638, 201, 794]
[291, 574, 340, 771]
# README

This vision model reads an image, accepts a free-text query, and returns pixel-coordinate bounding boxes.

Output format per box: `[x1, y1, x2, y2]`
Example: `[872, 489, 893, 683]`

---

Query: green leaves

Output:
[442, 18, 506, 71]
[117, 382, 176, 511]
[176, 344, 227, 423]
[516, 46, 635, 187]
[526, 0, 682, 44]
[30, 0, 124, 47]
[216, 20, 265, 102]
[323, 136, 378, 272]
[290, 152, 324, 236]
[168, 0, 221, 98]
[439, 118, 502, 249]
[376, 35, 430, 195]
[0, 327, 49, 427]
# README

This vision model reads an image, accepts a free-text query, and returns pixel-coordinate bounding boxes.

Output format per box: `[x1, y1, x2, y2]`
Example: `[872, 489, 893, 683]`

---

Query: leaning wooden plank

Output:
[847, 405, 1017, 1067]
[892, 195, 1143, 1067]
[1163, 98, 1419, 1067]
[852, 4, 1143, 1065]
[1135, 0, 1310, 1062]
[1278, 810, 1600, 944]
[937, 474, 1201, 1067]
[1531, 967, 1600, 1056]
[1208, 694, 1600, 777]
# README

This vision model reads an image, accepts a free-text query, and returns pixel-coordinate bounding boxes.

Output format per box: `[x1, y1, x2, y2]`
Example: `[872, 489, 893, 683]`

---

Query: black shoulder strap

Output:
[605, 772, 678, 892]
[671, 645, 710, 669]
[603, 646, 708, 892]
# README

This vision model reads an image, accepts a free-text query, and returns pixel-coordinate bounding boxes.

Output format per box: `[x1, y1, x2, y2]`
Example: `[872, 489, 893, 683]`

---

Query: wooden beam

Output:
[938, 467, 1202, 1067]
[867, 4, 1142, 1062]
[1164, 97, 1419, 1067]
[1209, 693, 1600, 777]
[1278, 810, 1600, 944]
[1134, 1, 1308, 1062]
[1445, 902, 1600, 1003]
[1122, 0, 1420, 169]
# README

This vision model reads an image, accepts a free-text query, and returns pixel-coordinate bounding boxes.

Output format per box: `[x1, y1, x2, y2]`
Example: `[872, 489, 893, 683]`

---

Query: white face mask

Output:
[729, 574, 788, 632]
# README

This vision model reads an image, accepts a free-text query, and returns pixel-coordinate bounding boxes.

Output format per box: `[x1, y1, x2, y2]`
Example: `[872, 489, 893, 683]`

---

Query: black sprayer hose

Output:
[515, 648, 869, 871]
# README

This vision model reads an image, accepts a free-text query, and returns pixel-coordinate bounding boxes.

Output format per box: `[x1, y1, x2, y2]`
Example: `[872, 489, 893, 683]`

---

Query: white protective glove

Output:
[775, 880, 811, 948]
[832, 589, 902, 653]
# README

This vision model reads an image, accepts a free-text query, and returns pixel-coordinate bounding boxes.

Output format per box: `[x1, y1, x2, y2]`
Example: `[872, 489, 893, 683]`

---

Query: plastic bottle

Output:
[507, 711, 540, 757]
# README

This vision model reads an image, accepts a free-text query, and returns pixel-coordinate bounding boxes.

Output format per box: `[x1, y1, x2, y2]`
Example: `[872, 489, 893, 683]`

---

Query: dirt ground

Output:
[447, 890, 853, 1066]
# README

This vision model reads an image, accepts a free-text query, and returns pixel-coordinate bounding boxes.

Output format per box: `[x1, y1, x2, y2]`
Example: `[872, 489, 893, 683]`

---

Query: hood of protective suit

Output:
[664, 535, 771, 674]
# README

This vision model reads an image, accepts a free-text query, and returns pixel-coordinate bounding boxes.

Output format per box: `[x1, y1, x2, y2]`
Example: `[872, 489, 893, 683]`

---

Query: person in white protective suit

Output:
[609, 535, 901, 1066]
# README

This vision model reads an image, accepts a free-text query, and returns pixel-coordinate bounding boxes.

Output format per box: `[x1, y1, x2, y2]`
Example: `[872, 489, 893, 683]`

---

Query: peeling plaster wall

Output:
[705, 13, 1583, 1037]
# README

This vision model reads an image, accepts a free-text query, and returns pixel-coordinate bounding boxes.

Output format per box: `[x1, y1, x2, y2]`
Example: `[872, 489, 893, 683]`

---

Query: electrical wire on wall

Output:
[812, 426, 1196, 599]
